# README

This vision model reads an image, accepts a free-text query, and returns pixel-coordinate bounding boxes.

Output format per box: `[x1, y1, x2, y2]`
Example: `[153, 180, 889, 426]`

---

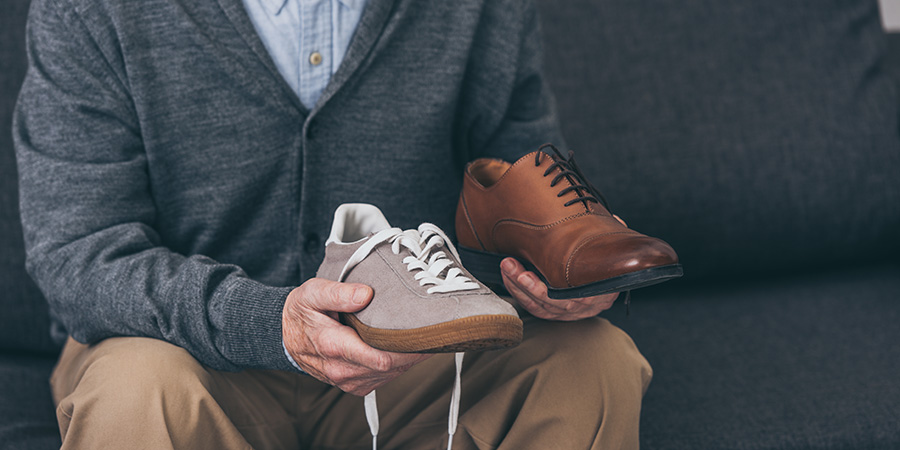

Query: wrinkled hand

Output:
[500, 214, 627, 321]
[500, 258, 618, 321]
[282, 278, 431, 396]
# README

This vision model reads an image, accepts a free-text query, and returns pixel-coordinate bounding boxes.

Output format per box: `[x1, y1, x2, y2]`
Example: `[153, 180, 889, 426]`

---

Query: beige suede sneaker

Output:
[317, 204, 522, 450]
[317, 203, 523, 353]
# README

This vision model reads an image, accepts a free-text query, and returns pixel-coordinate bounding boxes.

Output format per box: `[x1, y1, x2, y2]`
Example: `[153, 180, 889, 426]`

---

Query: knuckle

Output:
[326, 282, 350, 303]
[372, 354, 393, 372]
[301, 277, 324, 295]
[320, 339, 342, 359]
[296, 279, 324, 306]
[310, 278, 343, 304]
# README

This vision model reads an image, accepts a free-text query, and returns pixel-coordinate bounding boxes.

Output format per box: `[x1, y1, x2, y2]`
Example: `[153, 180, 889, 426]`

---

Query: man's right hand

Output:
[282, 278, 431, 396]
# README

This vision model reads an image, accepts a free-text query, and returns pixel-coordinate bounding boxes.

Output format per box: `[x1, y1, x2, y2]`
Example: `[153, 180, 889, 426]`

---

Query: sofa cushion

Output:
[538, 0, 900, 280]
[0, 0, 60, 354]
[606, 264, 900, 449]
[0, 352, 61, 450]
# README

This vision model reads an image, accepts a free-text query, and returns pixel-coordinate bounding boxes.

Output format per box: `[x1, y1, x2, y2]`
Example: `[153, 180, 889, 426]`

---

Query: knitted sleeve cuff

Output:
[219, 276, 297, 371]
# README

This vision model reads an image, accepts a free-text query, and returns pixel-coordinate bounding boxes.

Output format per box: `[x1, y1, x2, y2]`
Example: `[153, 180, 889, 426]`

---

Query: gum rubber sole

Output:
[340, 313, 523, 353]
[458, 245, 683, 299]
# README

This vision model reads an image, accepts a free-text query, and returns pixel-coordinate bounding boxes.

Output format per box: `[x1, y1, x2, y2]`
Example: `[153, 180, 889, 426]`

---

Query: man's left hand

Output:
[500, 257, 618, 321]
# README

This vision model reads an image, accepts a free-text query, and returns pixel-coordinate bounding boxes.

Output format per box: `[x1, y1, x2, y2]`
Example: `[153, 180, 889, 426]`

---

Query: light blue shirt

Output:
[243, 0, 367, 109]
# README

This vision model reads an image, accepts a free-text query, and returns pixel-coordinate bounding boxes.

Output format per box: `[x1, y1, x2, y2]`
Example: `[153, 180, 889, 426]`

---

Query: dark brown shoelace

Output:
[536, 143, 610, 210]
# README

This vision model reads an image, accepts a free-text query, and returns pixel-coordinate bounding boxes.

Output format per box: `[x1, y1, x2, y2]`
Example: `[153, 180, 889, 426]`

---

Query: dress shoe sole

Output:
[341, 313, 523, 353]
[459, 246, 683, 299]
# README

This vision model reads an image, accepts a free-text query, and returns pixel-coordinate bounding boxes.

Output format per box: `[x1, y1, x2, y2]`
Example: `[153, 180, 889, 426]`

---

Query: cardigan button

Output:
[304, 233, 321, 254]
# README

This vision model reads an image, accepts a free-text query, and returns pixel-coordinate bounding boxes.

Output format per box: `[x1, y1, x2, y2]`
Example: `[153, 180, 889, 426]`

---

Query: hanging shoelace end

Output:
[447, 352, 464, 450]
[364, 391, 379, 450]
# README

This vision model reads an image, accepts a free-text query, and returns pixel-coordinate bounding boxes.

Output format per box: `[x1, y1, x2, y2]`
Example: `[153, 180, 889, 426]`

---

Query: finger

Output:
[547, 294, 616, 316]
[560, 292, 619, 306]
[501, 260, 578, 312]
[499, 260, 604, 320]
[515, 272, 552, 301]
[500, 257, 526, 277]
[513, 292, 594, 321]
[499, 258, 617, 317]
[499, 268, 542, 306]
[514, 272, 574, 314]
[538, 293, 597, 312]
[511, 290, 556, 320]
[320, 324, 429, 372]
[500, 259, 567, 311]
[501, 270, 561, 319]
[544, 294, 616, 317]
[331, 352, 431, 396]
[300, 278, 373, 314]
[504, 269, 611, 318]
[311, 350, 408, 393]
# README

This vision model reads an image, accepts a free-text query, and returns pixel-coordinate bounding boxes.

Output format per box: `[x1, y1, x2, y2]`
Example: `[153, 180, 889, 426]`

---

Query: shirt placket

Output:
[299, 0, 334, 109]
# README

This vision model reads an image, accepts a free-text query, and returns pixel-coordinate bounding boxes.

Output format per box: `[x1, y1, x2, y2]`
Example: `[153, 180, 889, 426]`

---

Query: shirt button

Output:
[309, 51, 323, 66]
[304, 233, 321, 254]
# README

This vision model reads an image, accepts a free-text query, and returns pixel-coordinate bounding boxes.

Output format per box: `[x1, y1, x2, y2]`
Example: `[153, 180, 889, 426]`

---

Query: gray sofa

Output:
[2, 0, 899, 449]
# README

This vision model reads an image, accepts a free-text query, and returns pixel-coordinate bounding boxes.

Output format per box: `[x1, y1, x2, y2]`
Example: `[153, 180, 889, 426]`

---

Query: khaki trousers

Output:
[50, 316, 652, 450]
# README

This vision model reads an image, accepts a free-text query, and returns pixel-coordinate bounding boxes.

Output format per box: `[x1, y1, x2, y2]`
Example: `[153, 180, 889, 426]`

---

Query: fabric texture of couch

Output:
[1, 0, 898, 449]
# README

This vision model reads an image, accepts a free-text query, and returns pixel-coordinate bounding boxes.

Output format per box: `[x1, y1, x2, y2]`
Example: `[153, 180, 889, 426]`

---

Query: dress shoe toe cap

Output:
[565, 235, 679, 288]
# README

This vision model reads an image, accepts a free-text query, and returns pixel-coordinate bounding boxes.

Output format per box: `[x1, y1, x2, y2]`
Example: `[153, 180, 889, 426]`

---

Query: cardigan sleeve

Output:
[13, 0, 297, 372]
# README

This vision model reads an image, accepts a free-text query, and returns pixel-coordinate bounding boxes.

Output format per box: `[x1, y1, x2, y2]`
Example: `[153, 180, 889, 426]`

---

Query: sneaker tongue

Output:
[328, 203, 392, 244]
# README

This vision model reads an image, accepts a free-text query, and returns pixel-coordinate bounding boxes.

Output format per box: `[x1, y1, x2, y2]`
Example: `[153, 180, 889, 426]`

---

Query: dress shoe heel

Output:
[457, 246, 507, 288]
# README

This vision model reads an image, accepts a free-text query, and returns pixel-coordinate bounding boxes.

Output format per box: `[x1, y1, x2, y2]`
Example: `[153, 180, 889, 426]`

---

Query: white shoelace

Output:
[338, 223, 480, 294]
[338, 224, 477, 450]
[363, 353, 464, 450]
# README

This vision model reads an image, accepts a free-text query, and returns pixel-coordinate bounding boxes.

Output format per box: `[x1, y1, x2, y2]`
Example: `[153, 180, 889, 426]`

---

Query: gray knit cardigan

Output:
[14, 0, 563, 371]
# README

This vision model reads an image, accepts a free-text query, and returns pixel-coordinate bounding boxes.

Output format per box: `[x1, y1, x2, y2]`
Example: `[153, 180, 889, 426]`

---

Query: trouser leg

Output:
[293, 316, 652, 450]
[50, 336, 302, 450]
[50, 316, 651, 450]
[448, 316, 654, 450]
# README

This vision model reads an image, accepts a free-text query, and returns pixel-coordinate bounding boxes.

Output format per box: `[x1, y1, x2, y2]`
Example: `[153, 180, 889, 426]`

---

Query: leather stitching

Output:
[490, 212, 592, 237]
[460, 191, 487, 251]
[480, 151, 541, 189]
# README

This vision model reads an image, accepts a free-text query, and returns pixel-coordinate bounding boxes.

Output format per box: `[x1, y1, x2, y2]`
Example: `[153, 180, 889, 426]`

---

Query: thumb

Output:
[299, 278, 373, 314]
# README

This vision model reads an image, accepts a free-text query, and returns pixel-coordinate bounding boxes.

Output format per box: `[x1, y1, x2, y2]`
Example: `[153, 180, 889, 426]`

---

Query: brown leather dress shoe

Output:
[455, 144, 682, 299]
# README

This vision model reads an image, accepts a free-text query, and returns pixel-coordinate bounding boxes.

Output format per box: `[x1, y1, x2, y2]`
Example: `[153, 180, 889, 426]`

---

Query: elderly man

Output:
[14, 0, 652, 448]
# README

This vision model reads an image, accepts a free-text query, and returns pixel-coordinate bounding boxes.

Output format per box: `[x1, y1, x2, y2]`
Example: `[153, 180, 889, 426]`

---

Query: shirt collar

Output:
[262, 0, 364, 16]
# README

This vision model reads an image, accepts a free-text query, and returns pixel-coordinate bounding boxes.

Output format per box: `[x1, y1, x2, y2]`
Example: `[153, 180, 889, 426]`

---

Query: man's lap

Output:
[50, 316, 650, 450]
